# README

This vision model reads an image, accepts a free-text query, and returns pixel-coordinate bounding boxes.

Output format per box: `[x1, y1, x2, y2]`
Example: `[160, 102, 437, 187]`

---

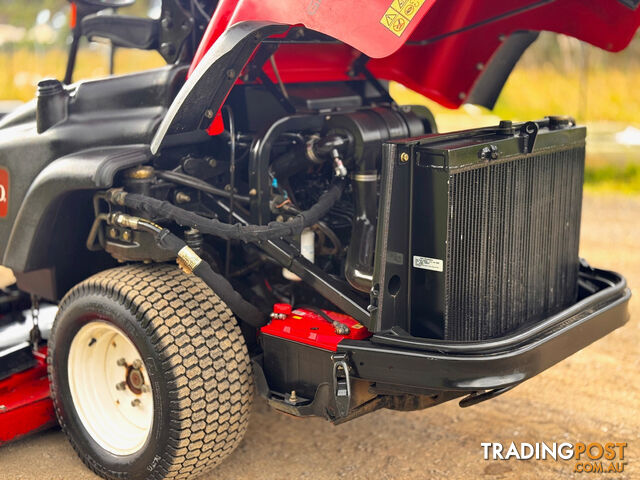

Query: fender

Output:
[3, 145, 151, 299]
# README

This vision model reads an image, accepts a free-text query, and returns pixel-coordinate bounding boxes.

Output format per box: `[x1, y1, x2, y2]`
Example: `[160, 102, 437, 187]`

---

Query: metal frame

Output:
[339, 267, 630, 391]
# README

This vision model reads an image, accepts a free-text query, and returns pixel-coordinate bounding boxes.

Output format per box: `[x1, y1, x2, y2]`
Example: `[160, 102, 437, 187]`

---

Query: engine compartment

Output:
[92, 81, 436, 330]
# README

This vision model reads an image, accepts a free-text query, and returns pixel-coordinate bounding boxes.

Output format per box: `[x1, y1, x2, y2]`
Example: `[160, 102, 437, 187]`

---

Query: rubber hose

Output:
[120, 179, 344, 243]
[154, 229, 265, 327]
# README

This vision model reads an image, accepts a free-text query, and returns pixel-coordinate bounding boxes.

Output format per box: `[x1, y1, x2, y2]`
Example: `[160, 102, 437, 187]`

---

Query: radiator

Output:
[372, 119, 586, 341]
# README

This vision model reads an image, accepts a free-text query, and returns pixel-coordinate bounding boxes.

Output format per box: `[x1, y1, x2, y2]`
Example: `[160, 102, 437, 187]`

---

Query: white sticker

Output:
[413, 255, 443, 272]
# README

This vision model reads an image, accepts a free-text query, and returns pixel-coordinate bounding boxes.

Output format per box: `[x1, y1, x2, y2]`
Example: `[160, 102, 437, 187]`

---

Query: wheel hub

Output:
[126, 366, 145, 394]
[67, 321, 154, 456]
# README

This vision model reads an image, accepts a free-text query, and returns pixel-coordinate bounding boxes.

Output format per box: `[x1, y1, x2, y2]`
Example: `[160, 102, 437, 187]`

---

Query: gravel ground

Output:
[0, 191, 638, 480]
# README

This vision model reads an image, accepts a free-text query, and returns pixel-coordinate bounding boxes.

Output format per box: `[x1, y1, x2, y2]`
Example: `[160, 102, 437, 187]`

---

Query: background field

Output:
[0, 29, 639, 192]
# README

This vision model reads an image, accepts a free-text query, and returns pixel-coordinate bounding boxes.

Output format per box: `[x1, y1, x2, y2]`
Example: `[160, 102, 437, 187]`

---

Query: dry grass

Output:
[0, 47, 163, 101]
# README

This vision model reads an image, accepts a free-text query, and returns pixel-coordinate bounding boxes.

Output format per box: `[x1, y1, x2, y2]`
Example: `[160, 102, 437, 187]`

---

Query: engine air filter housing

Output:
[371, 119, 585, 341]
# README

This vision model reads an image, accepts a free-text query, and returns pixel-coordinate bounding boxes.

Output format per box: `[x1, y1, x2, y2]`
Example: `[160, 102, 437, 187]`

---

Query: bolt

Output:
[140, 384, 150, 393]
[117, 358, 127, 366]
[248, 188, 257, 196]
[131, 399, 141, 407]
[116, 382, 126, 391]
[132, 359, 142, 370]
[208, 157, 217, 168]
[204, 109, 214, 119]
[121, 230, 132, 242]
[160, 42, 176, 57]
[289, 390, 297, 403]
[225, 69, 236, 80]
[0, 405, 6, 412]
[400, 152, 409, 163]
[108, 227, 118, 239]
[476, 62, 484, 71]
[175, 192, 191, 204]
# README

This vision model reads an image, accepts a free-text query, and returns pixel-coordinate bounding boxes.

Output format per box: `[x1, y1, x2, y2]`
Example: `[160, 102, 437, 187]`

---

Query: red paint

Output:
[272, 303, 292, 315]
[189, 0, 640, 127]
[0, 347, 56, 446]
[261, 306, 372, 351]
[0, 168, 8, 218]
[69, 2, 78, 30]
[206, 112, 224, 136]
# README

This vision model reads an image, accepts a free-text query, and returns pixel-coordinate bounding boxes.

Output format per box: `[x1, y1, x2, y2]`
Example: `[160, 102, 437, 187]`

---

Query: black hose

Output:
[154, 229, 265, 327]
[119, 179, 345, 244]
[157, 170, 251, 204]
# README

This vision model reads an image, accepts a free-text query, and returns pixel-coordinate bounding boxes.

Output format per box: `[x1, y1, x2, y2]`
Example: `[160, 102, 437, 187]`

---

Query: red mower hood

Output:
[192, 0, 640, 109]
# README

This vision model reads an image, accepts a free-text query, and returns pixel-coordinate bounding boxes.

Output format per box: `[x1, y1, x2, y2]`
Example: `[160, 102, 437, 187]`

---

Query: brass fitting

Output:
[176, 246, 202, 275]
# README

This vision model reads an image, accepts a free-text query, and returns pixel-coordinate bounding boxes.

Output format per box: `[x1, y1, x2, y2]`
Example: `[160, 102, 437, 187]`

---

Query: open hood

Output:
[192, 0, 640, 109]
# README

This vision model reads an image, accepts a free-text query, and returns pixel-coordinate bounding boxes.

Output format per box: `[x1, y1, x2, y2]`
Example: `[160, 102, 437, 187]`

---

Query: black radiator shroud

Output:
[370, 119, 586, 341]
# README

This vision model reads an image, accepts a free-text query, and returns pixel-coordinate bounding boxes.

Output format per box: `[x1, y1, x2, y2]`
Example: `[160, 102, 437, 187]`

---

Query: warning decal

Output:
[380, 0, 426, 37]
[0, 168, 8, 218]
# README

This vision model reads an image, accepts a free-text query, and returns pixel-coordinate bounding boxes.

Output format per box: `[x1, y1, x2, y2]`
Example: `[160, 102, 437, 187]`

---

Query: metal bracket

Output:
[519, 121, 539, 154]
[458, 384, 518, 408]
[331, 353, 352, 418]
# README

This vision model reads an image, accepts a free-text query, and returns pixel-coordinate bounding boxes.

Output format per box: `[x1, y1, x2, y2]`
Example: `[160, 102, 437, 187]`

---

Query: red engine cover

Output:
[261, 304, 371, 351]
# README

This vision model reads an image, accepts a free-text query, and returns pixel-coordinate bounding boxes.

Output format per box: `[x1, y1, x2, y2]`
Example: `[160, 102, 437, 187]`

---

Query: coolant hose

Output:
[111, 179, 344, 243]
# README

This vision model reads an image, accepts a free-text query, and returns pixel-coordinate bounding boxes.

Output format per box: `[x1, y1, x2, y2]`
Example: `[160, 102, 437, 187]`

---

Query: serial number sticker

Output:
[380, 0, 426, 37]
[413, 255, 443, 272]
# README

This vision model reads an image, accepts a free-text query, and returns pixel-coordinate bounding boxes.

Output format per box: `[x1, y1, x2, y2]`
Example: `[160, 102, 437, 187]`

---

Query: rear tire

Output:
[48, 264, 253, 480]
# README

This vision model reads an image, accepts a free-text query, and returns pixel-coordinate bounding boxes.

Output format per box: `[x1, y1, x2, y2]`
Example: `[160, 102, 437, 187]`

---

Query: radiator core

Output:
[441, 146, 584, 340]
[372, 120, 586, 341]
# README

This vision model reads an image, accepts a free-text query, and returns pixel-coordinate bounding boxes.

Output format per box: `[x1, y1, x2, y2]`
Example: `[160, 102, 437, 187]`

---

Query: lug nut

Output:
[131, 399, 141, 407]
[132, 359, 142, 369]
[140, 384, 150, 393]
[116, 382, 126, 391]
[117, 358, 127, 366]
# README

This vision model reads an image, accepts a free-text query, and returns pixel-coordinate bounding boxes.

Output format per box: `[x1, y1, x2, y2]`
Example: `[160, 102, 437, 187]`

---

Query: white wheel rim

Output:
[67, 321, 153, 456]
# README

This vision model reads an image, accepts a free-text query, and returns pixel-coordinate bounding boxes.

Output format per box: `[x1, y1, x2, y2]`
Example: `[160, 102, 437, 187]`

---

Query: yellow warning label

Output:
[380, 0, 426, 37]
[380, 7, 408, 37]
[391, 0, 425, 21]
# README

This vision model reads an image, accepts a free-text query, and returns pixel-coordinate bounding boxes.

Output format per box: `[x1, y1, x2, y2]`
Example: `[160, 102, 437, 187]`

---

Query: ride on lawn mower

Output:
[0, 0, 636, 479]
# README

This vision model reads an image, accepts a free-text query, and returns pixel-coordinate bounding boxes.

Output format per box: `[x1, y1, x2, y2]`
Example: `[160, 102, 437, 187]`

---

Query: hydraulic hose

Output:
[109, 213, 265, 327]
[110, 179, 345, 244]
[157, 170, 251, 204]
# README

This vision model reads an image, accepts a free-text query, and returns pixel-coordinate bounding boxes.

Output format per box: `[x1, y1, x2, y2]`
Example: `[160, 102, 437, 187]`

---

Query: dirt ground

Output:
[0, 191, 638, 480]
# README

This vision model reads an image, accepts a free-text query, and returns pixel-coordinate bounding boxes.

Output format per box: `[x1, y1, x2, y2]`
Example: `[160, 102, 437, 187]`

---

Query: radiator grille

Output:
[444, 146, 584, 340]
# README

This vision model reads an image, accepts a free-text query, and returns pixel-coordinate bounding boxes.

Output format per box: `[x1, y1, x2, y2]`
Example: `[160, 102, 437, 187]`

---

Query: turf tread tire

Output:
[48, 264, 253, 480]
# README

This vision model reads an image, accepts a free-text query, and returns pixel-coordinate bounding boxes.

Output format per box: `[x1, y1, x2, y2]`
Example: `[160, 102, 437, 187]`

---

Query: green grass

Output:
[584, 163, 640, 194]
